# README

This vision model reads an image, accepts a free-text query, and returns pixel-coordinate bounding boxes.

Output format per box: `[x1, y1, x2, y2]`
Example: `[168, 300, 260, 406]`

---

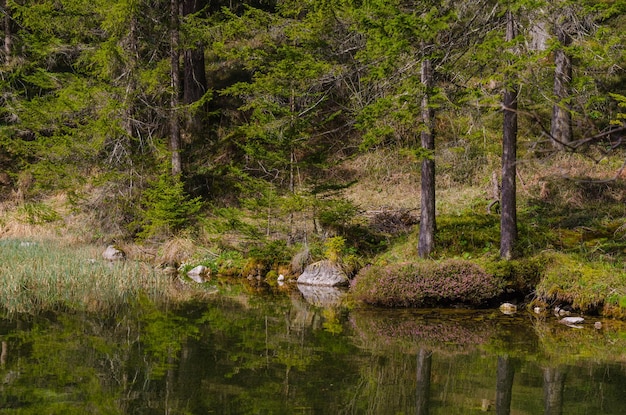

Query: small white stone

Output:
[499, 303, 517, 315]
[560, 316, 584, 325]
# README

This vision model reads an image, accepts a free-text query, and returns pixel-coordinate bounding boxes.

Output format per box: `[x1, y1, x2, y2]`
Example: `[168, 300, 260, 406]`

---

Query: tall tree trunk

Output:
[1, 0, 11, 62]
[182, 0, 207, 134]
[500, 10, 518, 260]
[551, 26, 572, 149]
[495, 355, 515, 415]
[170, 0, 182, 177]
[415, 348, 432, 415]
[418, 57, 436, 258]
[123, 15, 138, 140]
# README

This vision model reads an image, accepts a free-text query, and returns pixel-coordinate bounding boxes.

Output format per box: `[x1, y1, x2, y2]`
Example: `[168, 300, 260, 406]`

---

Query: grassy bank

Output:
[0, 151, 625, 316]
[0, 239, 188, 314]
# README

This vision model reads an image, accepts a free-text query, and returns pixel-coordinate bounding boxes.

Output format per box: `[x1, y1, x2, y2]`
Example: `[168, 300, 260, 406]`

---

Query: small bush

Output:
[135, 174, 203, 241]
[351, 259, 504, 307]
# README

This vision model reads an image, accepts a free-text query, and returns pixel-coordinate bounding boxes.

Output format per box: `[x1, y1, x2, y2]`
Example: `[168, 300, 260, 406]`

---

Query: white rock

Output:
[187, 265, 208, 283]
[102, 245, 125, 261]
[560, 316, 584, 326]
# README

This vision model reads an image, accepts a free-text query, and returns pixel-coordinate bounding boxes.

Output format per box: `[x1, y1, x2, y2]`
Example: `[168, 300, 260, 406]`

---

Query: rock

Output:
[594, 321, 602, 330]
[187, 265, 208, 283]
[499, 303, 517, 315]
[559, 316, 584, 328]
[297, 260, 349, 287]
[102, 245, 125, 261]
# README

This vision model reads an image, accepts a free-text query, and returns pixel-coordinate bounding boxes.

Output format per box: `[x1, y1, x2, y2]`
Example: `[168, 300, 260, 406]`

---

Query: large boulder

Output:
[297, 260, 349, 287]
[102, 245, 126, 261]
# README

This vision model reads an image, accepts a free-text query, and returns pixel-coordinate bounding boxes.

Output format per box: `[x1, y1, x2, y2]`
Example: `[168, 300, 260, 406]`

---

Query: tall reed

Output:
[0, 239, 172, 314]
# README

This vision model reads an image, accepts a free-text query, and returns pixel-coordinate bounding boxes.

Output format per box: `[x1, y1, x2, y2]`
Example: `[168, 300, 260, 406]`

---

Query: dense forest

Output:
[1, 1, 625, 311]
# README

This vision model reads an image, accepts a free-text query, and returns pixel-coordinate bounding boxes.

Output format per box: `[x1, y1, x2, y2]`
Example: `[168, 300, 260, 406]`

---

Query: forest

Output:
[1, 0, 625, 314]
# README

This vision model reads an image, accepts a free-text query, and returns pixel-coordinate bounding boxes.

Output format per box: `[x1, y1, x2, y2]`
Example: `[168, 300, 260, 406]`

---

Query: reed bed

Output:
[0, 239, 173, 314]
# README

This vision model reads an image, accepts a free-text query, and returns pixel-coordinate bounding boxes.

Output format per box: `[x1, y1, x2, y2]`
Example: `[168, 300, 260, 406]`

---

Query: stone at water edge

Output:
[499, 302, 518, 314]
[102, 245, 126, 261]
[187, 265, 208, 283]
[297, 260, 349, 287]
[559, 316, 585, 327]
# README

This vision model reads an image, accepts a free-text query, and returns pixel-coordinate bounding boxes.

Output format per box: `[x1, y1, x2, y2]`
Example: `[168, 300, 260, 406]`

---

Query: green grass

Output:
[0, 239, 172, 314]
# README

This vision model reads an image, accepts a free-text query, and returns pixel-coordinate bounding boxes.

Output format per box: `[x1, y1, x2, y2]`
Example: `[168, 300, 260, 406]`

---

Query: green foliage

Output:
[16, 202, 61, 225]
[317, 198, 360, 232]
[324, 236, 346, 262]
[135, 174, 203, 240]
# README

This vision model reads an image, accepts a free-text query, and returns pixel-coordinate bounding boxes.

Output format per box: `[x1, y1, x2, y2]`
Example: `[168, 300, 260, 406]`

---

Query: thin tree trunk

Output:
[123, 15, 138, 140]
[500, 10, 518, 260]
[182, 0, 207, 134]
[2, 0, 11, 62]
[418, 57, 436, 258]
[170, 0, 182, 177]
[551, 27, 572, 149]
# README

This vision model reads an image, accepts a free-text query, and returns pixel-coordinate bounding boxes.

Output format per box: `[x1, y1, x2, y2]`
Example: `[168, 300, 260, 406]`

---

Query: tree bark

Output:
[418, 57, 436, 258]
[500, 10, 518, 260]
[170, 0, 182, 177]
[2, 0, 11, 62]
[182, 0, 207, 109]
[550, 26, 573, 149]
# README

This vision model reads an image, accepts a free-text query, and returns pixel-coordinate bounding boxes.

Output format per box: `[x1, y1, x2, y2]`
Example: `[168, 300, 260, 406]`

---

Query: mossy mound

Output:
[350, 259, 505, 308]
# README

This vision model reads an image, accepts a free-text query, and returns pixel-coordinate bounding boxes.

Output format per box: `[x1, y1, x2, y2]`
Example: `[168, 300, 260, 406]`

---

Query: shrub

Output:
[135, 174, 203, 240]
[351, 259, 504, 307]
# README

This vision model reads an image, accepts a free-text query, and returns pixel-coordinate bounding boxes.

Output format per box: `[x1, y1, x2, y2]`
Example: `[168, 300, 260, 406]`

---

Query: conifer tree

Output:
[500, 7, 518, 259]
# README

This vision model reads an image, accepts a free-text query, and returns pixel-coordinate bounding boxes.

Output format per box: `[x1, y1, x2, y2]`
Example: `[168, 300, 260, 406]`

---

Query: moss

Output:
[534, 252, 626, 313]
[351, 259, 504, 308]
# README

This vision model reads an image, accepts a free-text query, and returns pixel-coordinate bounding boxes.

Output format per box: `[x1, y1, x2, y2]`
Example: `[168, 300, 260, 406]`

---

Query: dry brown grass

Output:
[340, 149, 420, 211]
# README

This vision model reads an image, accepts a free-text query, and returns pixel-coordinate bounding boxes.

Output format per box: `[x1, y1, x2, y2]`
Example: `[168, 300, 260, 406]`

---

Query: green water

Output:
[0, 286, 625, 414]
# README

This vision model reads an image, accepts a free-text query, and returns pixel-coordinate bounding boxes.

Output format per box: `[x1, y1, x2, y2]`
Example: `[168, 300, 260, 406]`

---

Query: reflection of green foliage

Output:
[0, 314, 123, 414]
[532, 317, 626, 365]
[135, 296, 200, 379]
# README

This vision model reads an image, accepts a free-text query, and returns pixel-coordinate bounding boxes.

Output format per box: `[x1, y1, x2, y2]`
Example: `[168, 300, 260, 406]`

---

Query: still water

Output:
[0, 284, 625, 414]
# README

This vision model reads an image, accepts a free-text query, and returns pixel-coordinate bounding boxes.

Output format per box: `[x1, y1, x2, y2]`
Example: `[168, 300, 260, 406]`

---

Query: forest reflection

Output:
[0, 289, 625, 414]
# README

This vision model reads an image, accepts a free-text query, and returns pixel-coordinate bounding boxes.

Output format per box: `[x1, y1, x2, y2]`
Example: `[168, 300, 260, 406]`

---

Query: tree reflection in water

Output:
[0, 292, 625, 414]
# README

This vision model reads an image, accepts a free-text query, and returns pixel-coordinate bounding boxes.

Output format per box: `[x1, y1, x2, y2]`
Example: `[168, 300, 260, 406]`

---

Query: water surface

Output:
[0, 285, 625, 414]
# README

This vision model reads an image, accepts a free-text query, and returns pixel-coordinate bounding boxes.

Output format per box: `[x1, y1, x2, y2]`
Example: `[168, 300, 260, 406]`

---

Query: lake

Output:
[0, 283, 625, 414]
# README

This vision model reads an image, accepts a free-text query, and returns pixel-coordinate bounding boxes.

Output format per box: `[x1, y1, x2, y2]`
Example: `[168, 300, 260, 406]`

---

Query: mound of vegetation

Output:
[351, 259, 505, 308]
